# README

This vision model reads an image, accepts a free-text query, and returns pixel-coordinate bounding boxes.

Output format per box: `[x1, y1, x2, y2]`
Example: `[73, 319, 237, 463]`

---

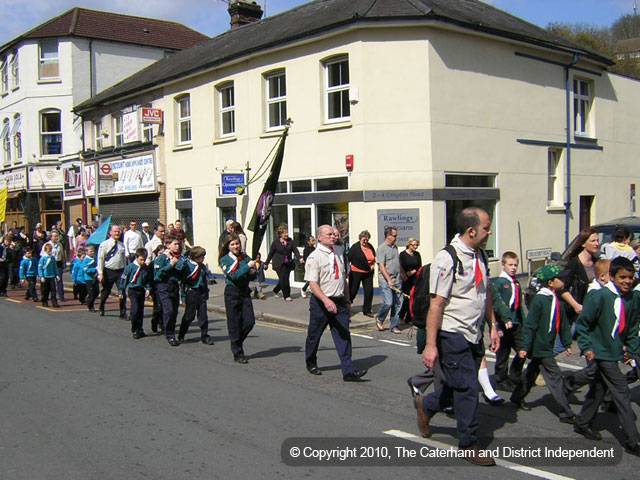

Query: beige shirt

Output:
[304, 244, 345, 298]
[430, 234, 488, 343]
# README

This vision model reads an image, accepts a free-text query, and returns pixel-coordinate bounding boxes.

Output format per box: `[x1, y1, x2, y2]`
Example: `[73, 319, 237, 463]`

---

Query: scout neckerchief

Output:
[605, 282, 627, 338]
[104, 239, 119, 262]
[228, 252, 244, 275]
[188, 260, 201, 281]
[130, 261, 143, 285]
[538, 287, 561, 333]
[317, 244, 339, 279]
[474, 250, 483, 289]
[499, 270, 520, 309]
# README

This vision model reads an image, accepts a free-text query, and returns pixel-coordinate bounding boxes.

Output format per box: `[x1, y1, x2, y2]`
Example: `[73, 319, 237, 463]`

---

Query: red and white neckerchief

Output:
[605, 282, 627, 338]
[188, 260, 201, 280]
[317, 244, 339, 279]
[228, 253, 243, 275]
[474, 251, 483, 289]
[499, 271, 519, 309]
[131, 262, 143, 284]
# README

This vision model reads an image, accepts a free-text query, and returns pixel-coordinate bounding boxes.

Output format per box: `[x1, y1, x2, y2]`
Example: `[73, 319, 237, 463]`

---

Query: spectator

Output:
[231, 222, 248, 252]
[219, 219, 234, 248]
[300, 236, 316, 298]
[124, 221, 145, 263]
[170, 220, 192, 253]
[140, 222, 152, 244]
[376, 226, 403, 333]
[399, 238, 422, 324]
[348, 230, 376, 317]
[265, 225, 303, 301]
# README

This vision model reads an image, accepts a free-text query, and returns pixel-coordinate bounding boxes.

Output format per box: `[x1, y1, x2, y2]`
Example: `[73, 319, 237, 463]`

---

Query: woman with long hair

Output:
[560, 227, 599, 321]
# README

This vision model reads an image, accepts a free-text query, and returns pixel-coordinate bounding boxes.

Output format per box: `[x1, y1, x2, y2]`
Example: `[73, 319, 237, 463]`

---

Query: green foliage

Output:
[612, 14, 640, 42]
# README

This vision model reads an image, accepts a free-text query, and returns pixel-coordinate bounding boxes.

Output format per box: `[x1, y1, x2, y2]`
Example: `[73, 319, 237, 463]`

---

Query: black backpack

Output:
[409, 245, 489, 328]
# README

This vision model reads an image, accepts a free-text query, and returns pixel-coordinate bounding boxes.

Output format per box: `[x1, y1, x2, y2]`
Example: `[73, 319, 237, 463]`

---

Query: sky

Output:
[0, 0, 636, 47]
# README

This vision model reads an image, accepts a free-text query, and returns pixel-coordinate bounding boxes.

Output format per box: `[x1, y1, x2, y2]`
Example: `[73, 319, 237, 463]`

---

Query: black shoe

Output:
[42, 302, 49, 307]
[132, 331, 146, 339]
[495, 379, 515, 391]
[407, 377, 420, 398]
[559, 415, 576, 425]
[119, 315, 128, 320]
[483, 393, 505, 405]
[88, 308, 96, 313]
[307, 365, 322, 376]
[601, 401, 617, 413]
[625, 442, 640, 456]
[177, 335, 185, 342]
[574, 424, 602, 441]
[234, 356, 248, 364]
[363, 313, 375, 318]
[511, 399, 531, 411]
[201, 336, 215, 345]
[343, 369, 368, 382]
[166, 336, 180, 347]
[33, 298, 39, 302]
[52, 302, 61, 308]
[98, 310, 105, 316]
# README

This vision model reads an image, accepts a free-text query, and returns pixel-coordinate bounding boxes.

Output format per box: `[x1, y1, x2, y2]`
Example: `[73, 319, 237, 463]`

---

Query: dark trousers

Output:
[56, 261, 65, 301]
[422, 331, 483, 448]
[150, 288, 163, 331]
[40, 277, 58, 305]
[25, 277, 38, 300]
[273, 265, 292, 298]
[99, 268, 126, 316]
[349, 270, 374, 315]
[565, 359, 598, 393]
[85, 279, 99, 310]
[494, 324, 525, 383]
[76, 283, 87, 304]
[576, 360, 640, 446]
[511, 356, 574, 419]
[156, 282, 179, 335]
[305, 295, 355, 376]
[0, 264, 8, 294]
[224, 284, 255, 359]
[179, 288, 209, 339]
[399, 276, 415, 321]
[128, 287, 146, 334]
[9, 265, 20, 288]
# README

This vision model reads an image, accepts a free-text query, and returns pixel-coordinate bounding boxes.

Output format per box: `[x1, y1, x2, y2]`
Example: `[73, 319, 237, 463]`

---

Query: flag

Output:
[86, 215, 112, 246]
[248, 128, 288, 258]
[0, 186, 7, 223]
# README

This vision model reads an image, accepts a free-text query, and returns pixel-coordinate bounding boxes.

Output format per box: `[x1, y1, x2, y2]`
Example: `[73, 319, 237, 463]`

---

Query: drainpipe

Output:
[564, 54, 579, 248]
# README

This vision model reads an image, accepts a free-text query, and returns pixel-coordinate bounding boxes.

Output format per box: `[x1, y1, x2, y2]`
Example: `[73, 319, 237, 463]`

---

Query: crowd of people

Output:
[3, 213, 640, 465]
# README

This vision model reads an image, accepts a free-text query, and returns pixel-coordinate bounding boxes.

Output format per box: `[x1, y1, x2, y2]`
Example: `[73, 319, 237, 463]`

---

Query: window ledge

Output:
[1, 91, 7, 97]
[11, 86, 19, 92]
[172, 144, 193, 152]
[574, 135, 598, 143]
[318, 122, 352, 132]
[213, 136, 237, 145]
[546, 205, 566, 212]
[37, 78, 62, 84]
[260, 130, 286, 139]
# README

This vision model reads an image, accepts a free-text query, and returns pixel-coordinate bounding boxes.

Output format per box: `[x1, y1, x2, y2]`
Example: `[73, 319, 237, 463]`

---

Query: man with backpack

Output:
[415, 207, 500, 466]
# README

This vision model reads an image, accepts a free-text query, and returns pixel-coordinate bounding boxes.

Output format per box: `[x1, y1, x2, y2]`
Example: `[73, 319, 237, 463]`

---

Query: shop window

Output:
[265, 70, 287, 130]
[40, 109, 62, 155]
[219, 206, 236, 239]
[444, 173, 497, 258]
[290, 179, 312, 193]
[276, 181, 288, 193]
[316, 202, 349, 245]
[315, 176, 348, 191]
[324, 55, 350, 122]
[39, 39, 59, 79]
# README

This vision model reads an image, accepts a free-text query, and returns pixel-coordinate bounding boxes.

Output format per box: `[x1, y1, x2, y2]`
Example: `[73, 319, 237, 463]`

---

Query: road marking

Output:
[379, 339, 411, 347]
[3, 298, 21, 303]
[352, 334, 374, 339]
[255, 320, 304, 333]
[484, 351, 583, 371]
[383, 429, 576, 480]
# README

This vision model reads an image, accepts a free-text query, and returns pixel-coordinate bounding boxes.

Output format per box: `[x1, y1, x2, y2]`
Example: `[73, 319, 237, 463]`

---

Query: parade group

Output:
[1, 207, 640, 466]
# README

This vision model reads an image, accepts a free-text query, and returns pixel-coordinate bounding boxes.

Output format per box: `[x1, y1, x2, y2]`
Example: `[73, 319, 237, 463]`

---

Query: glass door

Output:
[289, 205, 314, 286]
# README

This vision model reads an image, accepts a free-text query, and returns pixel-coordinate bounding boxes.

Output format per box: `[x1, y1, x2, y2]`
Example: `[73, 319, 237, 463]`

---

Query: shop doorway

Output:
[290, 205, 315, 284]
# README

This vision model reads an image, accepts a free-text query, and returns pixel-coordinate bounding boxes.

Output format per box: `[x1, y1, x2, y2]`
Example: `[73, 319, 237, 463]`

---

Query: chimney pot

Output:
[228, 1, 264, 30]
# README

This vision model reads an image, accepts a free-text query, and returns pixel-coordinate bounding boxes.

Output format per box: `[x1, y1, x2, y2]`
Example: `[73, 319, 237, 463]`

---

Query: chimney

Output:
[228, 1, 264, 30]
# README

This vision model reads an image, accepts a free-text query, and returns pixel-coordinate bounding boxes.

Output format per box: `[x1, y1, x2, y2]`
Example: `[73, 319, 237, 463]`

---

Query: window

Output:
[290, 179, 312, 193]
[324, 56, 350, 121]
[94, 120, 103, 150]
[0, 59, 7, 94]
[39, 39, 59, 79]
[547, 148, 564, 208]
[315, 177, 349, 191]
[1, 118, 10, 166]
[218, 83, 235, 137]
[40, 110, 62, 155]
[573, 78, 592, 136]
[11, 114, 21, 161]
[176, 95, 191, 144]
[142, 122, 153, 143]
[444, 173, 498, 258]
[265, 71, 287, 129]
[9, 52, 18, 88]
[113, 114, 124, 147]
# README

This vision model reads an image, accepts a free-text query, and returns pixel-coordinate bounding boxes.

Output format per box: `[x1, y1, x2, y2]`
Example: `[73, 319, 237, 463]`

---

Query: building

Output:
[0, 7, 209, 233]
[75, 0, 640, 285]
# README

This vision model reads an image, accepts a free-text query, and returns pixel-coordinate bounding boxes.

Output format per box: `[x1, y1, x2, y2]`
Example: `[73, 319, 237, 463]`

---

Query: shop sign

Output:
[376, 209, 420, 246]
[0, 168, 26, 191]
[123, 111, 139, 144]
[63, 166, 83, 200]
[28, 166, 63, 191]
[100, 154, 155, 195]
[221, 173, 246, 195]
[84, 164, 96, 196]
[141, 108, 163, 124]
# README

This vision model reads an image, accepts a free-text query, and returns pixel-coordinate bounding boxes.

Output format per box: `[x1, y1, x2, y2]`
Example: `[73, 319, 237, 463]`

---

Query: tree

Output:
[547, 22, 612, 56]
[611, 14, 640, 42]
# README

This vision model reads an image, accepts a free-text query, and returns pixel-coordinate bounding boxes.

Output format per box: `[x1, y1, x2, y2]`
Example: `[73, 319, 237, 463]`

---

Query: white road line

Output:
[485, 350, 583, 371]
[379, 339, 412, 347]
[383, 430, 576, 480]
[353, 334, 374, 339]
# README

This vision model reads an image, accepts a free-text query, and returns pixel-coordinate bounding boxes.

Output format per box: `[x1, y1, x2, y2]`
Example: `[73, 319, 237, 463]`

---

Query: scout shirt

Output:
[493, 271, 524, 325]
[153, 252, 185, 284]
[220, 252, 254, 289]
[71, 257, 86, 285]
[97, 237, 126, 275]
[577, 282, 639, 361]
[19, 256, 38, 279]
[38, 252, 59, 279]
[183, 260, 209, 290]
[119, 260, 151, 295]
[521, 287, 572, 358]
[304, 244, 346, 298]
[430, 234, 489, 344]
[82, 255, 97, 282]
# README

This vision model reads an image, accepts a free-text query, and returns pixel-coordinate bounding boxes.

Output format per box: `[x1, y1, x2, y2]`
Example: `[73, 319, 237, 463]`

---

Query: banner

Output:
[248, 128, 289, 258]
[0, 186, 7, 223]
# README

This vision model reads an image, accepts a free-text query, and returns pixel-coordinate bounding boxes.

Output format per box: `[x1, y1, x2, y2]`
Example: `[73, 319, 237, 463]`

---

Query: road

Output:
[1, 295, 639, 480]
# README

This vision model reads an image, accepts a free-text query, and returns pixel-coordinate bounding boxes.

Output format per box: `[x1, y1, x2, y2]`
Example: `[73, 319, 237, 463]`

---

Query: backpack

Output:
[409, 245, 489, 328]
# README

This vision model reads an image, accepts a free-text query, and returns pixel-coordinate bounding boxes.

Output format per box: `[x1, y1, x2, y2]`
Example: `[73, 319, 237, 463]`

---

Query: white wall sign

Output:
[28, 166, 64, 191]
[100, 154, 155, 195]
[123, 111, 139, 144]
[83, 164, 96, 196]
[63, 166, 83, 200]
[0, 168, 27, 191]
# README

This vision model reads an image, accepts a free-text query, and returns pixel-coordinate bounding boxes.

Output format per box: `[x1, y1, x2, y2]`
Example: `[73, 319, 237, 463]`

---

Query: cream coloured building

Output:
[75, 0, 640, 283]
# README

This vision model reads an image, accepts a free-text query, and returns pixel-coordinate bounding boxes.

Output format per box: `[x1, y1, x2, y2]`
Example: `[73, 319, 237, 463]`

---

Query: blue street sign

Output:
[221, 173, 246, 195]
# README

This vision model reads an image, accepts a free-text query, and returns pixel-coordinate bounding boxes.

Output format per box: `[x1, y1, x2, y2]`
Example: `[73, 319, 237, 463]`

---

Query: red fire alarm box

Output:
[345, 154, 354, 172]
